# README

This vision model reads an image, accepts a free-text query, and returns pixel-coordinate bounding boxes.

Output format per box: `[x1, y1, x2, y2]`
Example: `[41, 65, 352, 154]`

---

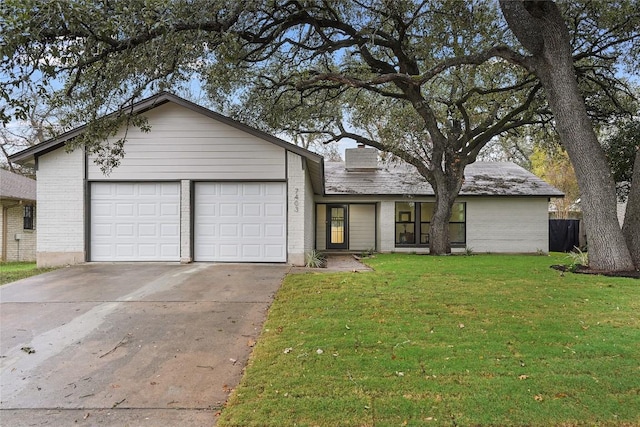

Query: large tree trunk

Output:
[427, 163, 465, 255]
[500, 1, 635, 272]
[430, 188, 454, 255]
[622, 149, 640, 268]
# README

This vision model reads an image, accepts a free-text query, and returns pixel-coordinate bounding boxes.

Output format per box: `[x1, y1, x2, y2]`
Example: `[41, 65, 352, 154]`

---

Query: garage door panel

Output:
[195, 182, 286, 262]
[220, 204, 238, 216]
[242, 245, 261, 257]
[219, 244, 239, 257]
[243, 204, 261, 216]
[265, 203, 284, 217]
[161, 223, 180, 237]
[221, 185, 239, 196]
[242, 184, 261, 196]
[115, 183, 135, 196]
[91, 182, 180, 261]
[220, 223, 239, 237]
[160, 203, 179, 216]
[242, 224, 260, 237]
[116, 223, 135, 237]
[265, 224, 285, 237]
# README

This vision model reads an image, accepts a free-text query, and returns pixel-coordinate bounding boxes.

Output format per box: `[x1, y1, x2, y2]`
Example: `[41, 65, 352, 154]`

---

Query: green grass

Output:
[219, 253, 640, 427]
[0, 261, 57, 285]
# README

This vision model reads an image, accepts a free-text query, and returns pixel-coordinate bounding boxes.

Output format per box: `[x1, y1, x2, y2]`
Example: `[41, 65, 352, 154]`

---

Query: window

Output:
[23, 205, 35, 230]
[395, 202, 415, 244]
[395, 202, 465, 246]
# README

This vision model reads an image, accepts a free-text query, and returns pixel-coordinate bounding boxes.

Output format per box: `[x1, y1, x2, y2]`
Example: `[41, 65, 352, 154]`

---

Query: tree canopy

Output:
[1, 0, 639, 267]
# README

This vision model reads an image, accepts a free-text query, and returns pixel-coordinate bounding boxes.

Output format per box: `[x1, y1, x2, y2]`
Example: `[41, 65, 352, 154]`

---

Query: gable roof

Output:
[8, 92, 325, 193]
[324, 161, 564, 197]
[0, 169, 36, 202]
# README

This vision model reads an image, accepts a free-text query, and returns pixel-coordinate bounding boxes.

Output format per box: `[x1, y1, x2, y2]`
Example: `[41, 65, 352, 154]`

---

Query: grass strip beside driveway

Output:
[0, 262, 57, 285]
[219, 253, 640, 427]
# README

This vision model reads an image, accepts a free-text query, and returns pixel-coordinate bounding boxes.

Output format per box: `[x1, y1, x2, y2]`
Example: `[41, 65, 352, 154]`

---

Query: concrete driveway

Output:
[0, 263, 288, 426]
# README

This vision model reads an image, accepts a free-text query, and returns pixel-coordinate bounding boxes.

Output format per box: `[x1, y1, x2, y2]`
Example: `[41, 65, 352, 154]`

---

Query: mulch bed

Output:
[551, 264, 640, 279]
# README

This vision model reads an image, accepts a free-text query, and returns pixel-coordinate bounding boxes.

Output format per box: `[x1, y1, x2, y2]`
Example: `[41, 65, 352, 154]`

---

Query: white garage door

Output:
[90, 182, 181, 261]
[194, 182, 286, 262]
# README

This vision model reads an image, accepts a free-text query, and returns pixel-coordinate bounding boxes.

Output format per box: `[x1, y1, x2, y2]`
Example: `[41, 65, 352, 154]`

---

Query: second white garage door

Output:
[194, 182, 287, 262]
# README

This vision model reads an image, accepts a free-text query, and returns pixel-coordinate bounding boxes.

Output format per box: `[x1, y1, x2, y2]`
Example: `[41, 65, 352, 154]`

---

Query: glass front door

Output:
[327, 205, 348, 249]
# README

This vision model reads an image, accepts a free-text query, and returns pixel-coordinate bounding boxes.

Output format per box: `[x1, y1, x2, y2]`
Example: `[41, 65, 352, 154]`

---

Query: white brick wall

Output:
[303, 165, 315, 256]
[379, 201, 396, 252]
[36, 148, 85, 266]
[465, 197, 549, 253]
[287, 152, 308, 265]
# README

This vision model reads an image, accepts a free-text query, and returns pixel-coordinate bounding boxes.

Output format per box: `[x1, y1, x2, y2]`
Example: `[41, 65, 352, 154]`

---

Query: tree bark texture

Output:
[622, 149, 640, 268]
[427, 163, 466, 254]
[500, 0, 635, 271]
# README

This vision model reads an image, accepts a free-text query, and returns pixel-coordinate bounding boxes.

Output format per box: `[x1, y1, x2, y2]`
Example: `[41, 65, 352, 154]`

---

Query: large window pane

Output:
[396, 223, 415, 244]
[450, 203, 465, 222]
[395, 201, 465, 247]
[395, 202, 415, 244]
[330, 207, 345, 244]
[395, 202, 414, 222]
[449, 223, 465, 243]
[420, 223, 430, 244]
[420, 203, 434, 221]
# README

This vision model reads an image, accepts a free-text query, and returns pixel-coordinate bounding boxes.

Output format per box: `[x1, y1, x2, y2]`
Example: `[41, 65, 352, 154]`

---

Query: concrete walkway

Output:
[289, 254, 374, 273]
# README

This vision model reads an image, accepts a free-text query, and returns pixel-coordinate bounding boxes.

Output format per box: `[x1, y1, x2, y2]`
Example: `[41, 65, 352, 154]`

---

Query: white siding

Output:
[465, 197, 550, 252]
[36, 148, 85, 266]
[87, 103, 286, 181]
[348, 205, 376, 251]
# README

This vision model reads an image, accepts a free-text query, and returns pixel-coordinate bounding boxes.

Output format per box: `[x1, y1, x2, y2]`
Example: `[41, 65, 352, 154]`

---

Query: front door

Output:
[326, 205, 348, 249]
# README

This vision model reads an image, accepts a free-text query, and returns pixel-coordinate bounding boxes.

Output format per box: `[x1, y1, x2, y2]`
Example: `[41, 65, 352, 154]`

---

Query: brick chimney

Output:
[345, 145, 379, 171]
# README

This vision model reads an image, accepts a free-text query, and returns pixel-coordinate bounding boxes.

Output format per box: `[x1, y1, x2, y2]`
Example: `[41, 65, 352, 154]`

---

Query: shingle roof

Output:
[0, 169, 36, 201]
[324, 161, 564, 197]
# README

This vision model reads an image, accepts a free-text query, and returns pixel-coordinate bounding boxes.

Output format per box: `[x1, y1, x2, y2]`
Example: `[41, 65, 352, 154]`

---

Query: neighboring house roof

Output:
[8, 92, 325, 193]
[0, 169, 36, 202]
[324, 161, 565, 197]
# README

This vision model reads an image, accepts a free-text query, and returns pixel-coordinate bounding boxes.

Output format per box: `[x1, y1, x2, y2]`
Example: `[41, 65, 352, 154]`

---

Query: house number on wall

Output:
[294, 188, 300, 212]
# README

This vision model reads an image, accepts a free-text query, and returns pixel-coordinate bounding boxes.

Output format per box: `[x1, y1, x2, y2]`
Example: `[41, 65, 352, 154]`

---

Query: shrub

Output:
[305, 250, 327, 268]
[566, 246, 589, 271]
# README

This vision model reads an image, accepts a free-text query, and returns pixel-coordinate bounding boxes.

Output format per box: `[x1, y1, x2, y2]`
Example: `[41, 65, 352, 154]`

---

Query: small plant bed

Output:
[550, 249, 640, 279]
[0, 262, 57, 285]
[219, 253, 640, 427]
[551, 264, 640, 279]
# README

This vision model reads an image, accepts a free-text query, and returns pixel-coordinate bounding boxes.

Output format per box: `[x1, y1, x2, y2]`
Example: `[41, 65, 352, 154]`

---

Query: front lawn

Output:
[0, 262, 57, 285]
[219, 253, 640, 427]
